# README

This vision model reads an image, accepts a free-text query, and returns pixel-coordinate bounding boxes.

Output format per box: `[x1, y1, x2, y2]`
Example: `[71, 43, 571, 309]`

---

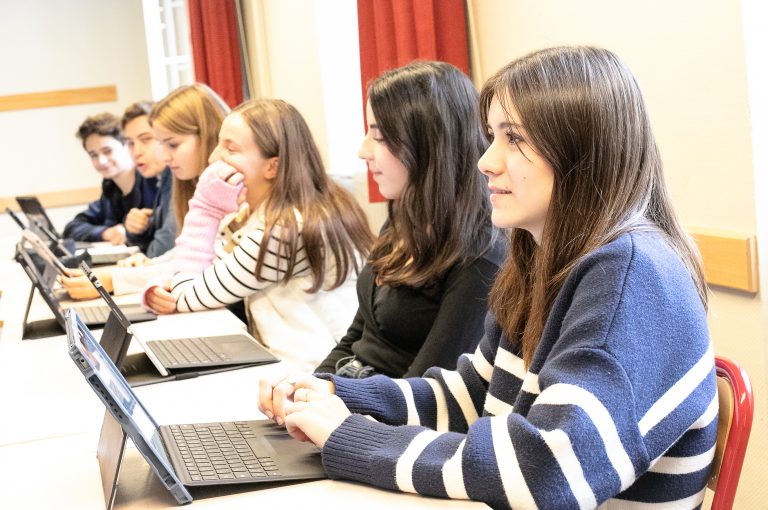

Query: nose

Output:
[478, 141, 504, 177]
[158, 144, 172, 163]
[358, 134, 373, 161]
[97, 154, 109, 166]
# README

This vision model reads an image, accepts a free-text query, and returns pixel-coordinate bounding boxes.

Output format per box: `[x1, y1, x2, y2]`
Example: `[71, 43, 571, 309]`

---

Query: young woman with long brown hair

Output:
[314, 61, 505, 378]
[145, 99, 374, 371]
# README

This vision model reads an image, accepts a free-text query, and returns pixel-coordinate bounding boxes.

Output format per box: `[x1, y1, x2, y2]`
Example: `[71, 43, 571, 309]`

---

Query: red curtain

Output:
[357, 0, 471, 202]
[188, 0, 244, 108]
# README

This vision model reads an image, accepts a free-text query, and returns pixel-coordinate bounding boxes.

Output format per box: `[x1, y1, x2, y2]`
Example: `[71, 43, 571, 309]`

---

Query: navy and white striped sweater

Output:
[323, 231, 717, 509]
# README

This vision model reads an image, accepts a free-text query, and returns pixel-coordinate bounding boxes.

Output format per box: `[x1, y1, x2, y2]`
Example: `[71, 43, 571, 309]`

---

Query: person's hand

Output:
[145, 284, 177, 314]
[102, 224, 127, 245]
[284, 392, 350, 447]
[117, 253, 151, 267]
[258, 373, 335, 426]
[60, 267, 112, 300]
[214, 163, 248, 206]
[125, 208, 153, 234]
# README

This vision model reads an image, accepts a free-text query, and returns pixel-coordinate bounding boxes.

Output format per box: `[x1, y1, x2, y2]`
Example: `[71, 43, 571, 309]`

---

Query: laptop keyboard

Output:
[75, 305, 109, 324]
[149, 338, 230, 367]
[170, 422, 280, 481]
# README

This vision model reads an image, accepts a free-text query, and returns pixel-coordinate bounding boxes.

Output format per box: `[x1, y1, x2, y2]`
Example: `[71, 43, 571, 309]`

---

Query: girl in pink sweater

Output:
[146, 99, 373, 371]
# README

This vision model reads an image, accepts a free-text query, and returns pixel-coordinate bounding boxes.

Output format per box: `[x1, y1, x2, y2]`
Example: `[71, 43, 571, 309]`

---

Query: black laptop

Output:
[15, 238, 155, 339]
[80, 261, 278, 386]
[15, 195, 140, 264]
[15, 195, 60, 239]
[66, 309, 325, 505]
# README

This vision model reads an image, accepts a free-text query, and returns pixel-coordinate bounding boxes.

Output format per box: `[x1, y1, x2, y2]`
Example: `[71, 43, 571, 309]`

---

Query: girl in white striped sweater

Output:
[258, 47, 716, 508]
[145, 99, 373, 371]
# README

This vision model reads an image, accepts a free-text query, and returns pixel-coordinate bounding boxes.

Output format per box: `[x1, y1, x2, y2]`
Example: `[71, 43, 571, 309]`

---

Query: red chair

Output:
[708, 355, 754, 509]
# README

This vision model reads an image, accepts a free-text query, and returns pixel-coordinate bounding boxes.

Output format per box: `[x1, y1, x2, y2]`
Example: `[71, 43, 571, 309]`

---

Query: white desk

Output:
[0, 251, 485, 509]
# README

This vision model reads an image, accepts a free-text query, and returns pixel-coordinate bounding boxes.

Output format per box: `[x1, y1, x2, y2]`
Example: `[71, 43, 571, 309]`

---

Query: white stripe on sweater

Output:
[395, 379, 420, 425]
[639, 343, 714, 436]
[442, 440, 469, 499]
[521, 372, 541, 395]
[596, 487, 706, 509]
[394, 429, 442, 493]
[540, 428, 598, 510]
[484, 392, 514, 417]
[534, 383, 636, 490]
[649, 444, 715, 474]
[470, 348, 494, 382]
[691, 392, 718, 429]
[495, 348, 526, 380]
[490, 416, 538, 510]
[440, 368, 480, 427]
[426, 378, 449, 432]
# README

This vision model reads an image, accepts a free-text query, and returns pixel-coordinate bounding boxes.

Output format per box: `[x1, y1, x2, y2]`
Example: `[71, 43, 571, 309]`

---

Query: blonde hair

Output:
[149, 83, 230, 229]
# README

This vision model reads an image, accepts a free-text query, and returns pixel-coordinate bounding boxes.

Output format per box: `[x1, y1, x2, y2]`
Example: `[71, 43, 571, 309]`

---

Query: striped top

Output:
[323, 231, 717, 509]
[170, 163, 359, 371]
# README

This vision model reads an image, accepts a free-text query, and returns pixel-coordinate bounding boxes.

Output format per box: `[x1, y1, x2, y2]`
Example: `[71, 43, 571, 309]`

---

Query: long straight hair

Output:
[482, 46, 707, 366]
[233, 99, 374, 292]
[368, 61, 494, 287]
[149, 83, 230, 230]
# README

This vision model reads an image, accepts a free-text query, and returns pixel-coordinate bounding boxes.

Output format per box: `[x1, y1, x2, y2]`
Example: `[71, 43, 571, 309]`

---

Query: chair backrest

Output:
[708, 355, 754, 510]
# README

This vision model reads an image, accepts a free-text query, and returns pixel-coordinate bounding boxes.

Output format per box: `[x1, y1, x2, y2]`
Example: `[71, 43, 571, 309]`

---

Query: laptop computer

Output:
[15, 194, 140, 264]
[79, 261, 279, 385]
[15, 195, 60, 239]
[15, 238, 156, 339]
[66, 309, 326, 505]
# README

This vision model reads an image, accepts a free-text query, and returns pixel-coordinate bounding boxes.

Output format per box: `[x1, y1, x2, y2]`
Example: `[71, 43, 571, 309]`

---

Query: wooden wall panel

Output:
[690, 228, 759, 293]
[0, 86, 117, 112]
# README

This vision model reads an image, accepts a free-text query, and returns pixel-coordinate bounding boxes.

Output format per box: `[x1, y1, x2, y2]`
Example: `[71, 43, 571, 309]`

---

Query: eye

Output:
[506, 131, 525, 150]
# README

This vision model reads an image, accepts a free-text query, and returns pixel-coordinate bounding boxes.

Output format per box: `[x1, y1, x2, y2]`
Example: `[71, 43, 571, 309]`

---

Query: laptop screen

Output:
[68, 311, 174, 464]
[73, 314, 161, 443]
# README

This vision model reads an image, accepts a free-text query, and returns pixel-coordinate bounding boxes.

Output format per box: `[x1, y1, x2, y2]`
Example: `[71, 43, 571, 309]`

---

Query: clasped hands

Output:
[258, 373, 350, 448]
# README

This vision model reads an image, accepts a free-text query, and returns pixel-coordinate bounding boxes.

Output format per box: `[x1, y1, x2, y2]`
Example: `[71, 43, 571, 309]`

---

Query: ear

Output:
[264, 157, 279, 180]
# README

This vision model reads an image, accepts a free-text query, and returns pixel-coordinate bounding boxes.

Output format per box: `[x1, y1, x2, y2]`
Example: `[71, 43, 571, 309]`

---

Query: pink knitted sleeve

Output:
[173, 161, 242, 274]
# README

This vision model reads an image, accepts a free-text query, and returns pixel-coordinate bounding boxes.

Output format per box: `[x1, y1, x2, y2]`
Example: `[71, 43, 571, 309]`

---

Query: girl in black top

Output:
[316, 61, 504, 378]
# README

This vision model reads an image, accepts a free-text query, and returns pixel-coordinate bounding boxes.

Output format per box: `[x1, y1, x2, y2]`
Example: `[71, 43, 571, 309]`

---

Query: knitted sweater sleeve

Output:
[322, 240, 717, 508]
[173, 162, 241, 275]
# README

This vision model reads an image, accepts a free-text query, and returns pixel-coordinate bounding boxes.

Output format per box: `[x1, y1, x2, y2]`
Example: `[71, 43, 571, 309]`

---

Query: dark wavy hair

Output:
[121, 100, 153, 129]
[482, 46, 707, 366]
[76, 112, 123, 148]
[368, 61, 494, 287]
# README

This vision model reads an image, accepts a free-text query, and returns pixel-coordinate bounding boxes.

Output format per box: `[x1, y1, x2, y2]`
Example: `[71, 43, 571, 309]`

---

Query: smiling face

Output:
[209, 112, 277, 210]
[357, 100, 409, 201]
[478, 95, 555, 242]
[83, 134, 134, 179]
[124, 115, 164, 178]
[153, 123, 202, 181]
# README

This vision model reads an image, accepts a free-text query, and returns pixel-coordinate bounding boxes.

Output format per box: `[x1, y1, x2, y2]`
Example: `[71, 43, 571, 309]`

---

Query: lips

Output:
[489, 186, 511, 194]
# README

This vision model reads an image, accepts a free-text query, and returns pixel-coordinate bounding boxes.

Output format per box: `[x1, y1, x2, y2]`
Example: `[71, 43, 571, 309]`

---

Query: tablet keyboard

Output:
[74, 305, 109, 324]
[170, 422, 280, 481]
[148, 337, 230, 367]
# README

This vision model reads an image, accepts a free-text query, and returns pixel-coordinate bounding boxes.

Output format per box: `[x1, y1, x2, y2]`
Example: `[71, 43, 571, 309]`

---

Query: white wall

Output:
[239, 0, 388, 232]
[470, 0, 766, 507]
[0, 0, 152, 234]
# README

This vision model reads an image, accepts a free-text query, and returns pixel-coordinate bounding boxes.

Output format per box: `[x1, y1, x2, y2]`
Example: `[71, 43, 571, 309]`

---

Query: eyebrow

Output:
[487, 120, 524, 132]
[368, 123, 378, 129]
